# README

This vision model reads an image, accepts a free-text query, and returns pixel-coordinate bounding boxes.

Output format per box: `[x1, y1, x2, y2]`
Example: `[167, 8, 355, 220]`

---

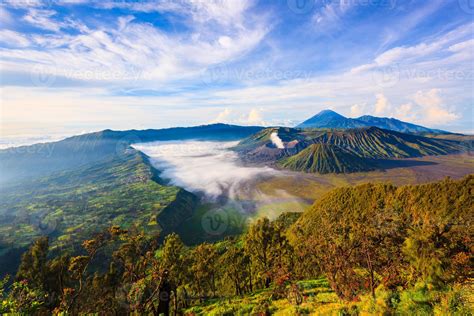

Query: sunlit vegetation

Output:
[1, 175, 471, 314]
[0, 151, 196, 253]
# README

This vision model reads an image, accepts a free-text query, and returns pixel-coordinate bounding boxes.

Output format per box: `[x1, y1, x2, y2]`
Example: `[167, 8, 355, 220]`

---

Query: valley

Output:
[1, 122, 472, 253]
[0, 120, 472, 314]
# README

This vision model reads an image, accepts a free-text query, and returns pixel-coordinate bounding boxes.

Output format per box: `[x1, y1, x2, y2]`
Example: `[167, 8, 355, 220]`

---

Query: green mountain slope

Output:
[0, 150, 197, 250]
[236, 126, 465, 174]
[312, 127, 462, 158]
[0, 124, 263, 185]
[278, 144, 375, 174]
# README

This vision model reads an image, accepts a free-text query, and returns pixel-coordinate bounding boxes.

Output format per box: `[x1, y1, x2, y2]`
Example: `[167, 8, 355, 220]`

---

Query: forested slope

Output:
[1, 176, 471, 314]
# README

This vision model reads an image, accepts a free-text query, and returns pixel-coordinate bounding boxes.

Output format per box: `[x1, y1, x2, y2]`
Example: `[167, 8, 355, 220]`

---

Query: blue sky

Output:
[0, 0, 473, 142]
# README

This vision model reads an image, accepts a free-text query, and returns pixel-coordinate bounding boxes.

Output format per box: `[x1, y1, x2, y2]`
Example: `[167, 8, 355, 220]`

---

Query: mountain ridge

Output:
[297, 109, 451, 134]
[236, 126, 466, 174]
[0, 123, 264, 184]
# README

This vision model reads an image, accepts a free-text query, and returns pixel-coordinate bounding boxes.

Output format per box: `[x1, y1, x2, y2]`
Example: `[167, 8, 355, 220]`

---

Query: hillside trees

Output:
[189, 243, 218, 298]
[290, 175, 473, 301]
[3, 176, 471, 314]
[244, 217, 295, 290]
[398, 176, 473, 286]
[219, 244, 251, 296]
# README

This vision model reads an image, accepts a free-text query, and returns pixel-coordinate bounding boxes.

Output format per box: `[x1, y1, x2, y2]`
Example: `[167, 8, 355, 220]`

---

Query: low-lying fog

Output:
[133, 140, 278, 200]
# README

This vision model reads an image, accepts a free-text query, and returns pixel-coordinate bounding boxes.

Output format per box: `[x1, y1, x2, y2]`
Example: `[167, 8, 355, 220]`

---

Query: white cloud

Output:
[23, 9, 62, 32]
[2, 4, 268, 85]
[0, 30, 30, 47]
[374, 93, 390, 116]
[312, 0, 356, 32]
[209, 108, 267, 126]
[350, 103, 366, 117]
[353, 90, 459, 126]
[394, 103, 416, 122]
[413, 89, 458, 124]
[210, 108, 233, 124]
[133, 140, 277, 199]
[244, 108, 266, 126]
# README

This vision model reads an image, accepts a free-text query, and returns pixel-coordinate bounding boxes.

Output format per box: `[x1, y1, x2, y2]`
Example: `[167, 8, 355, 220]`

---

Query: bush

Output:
[357, 285, 397, 314]
[433, 285, 472, 315]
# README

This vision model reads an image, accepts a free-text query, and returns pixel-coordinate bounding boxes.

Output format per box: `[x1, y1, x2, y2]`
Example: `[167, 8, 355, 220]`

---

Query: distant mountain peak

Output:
[315, 109, 341, 116]
[297, 109, 365, 129]
[297, 109, 451, 134]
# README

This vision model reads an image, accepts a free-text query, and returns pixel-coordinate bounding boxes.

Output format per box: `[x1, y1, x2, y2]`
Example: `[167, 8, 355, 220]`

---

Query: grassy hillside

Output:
[0, 150, 197, 251]
[278, 143, 375, 174]
[312, 126, 462, 158]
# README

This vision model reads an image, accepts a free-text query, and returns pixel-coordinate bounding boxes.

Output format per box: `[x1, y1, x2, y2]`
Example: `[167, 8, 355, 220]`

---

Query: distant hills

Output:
[0, 149, 198, 278]
[0, 123, 263, 184]
[235, 126, 466, 174]
[297, 109, 450, 134]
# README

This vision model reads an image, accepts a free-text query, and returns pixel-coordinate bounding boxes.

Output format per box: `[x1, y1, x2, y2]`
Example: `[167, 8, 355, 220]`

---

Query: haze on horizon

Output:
[1, 0, 473, 141]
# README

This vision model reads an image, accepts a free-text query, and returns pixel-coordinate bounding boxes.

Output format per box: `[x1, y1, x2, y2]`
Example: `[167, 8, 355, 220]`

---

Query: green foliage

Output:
[291, 175, 473, 300]
[189, 243, 218, 297]
[2, 175, 472, 314]
[5, 280, 48, 314]
[0, 151, 197, 261]
[244, 217, 294, 290]
[16, 236, 49, 290]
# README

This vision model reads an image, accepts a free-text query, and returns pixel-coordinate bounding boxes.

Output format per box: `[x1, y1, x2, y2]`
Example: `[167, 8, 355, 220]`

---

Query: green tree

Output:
[219, 245, 251, 296]
[159, 233, 188, 314]
[15, 237, 49, 290]
[189, 243, 218, 298]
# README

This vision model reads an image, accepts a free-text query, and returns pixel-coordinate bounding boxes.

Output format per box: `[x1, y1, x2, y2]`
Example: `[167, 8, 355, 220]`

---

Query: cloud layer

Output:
[133, 140, 278, 199]
[1, 0, 473, 138]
